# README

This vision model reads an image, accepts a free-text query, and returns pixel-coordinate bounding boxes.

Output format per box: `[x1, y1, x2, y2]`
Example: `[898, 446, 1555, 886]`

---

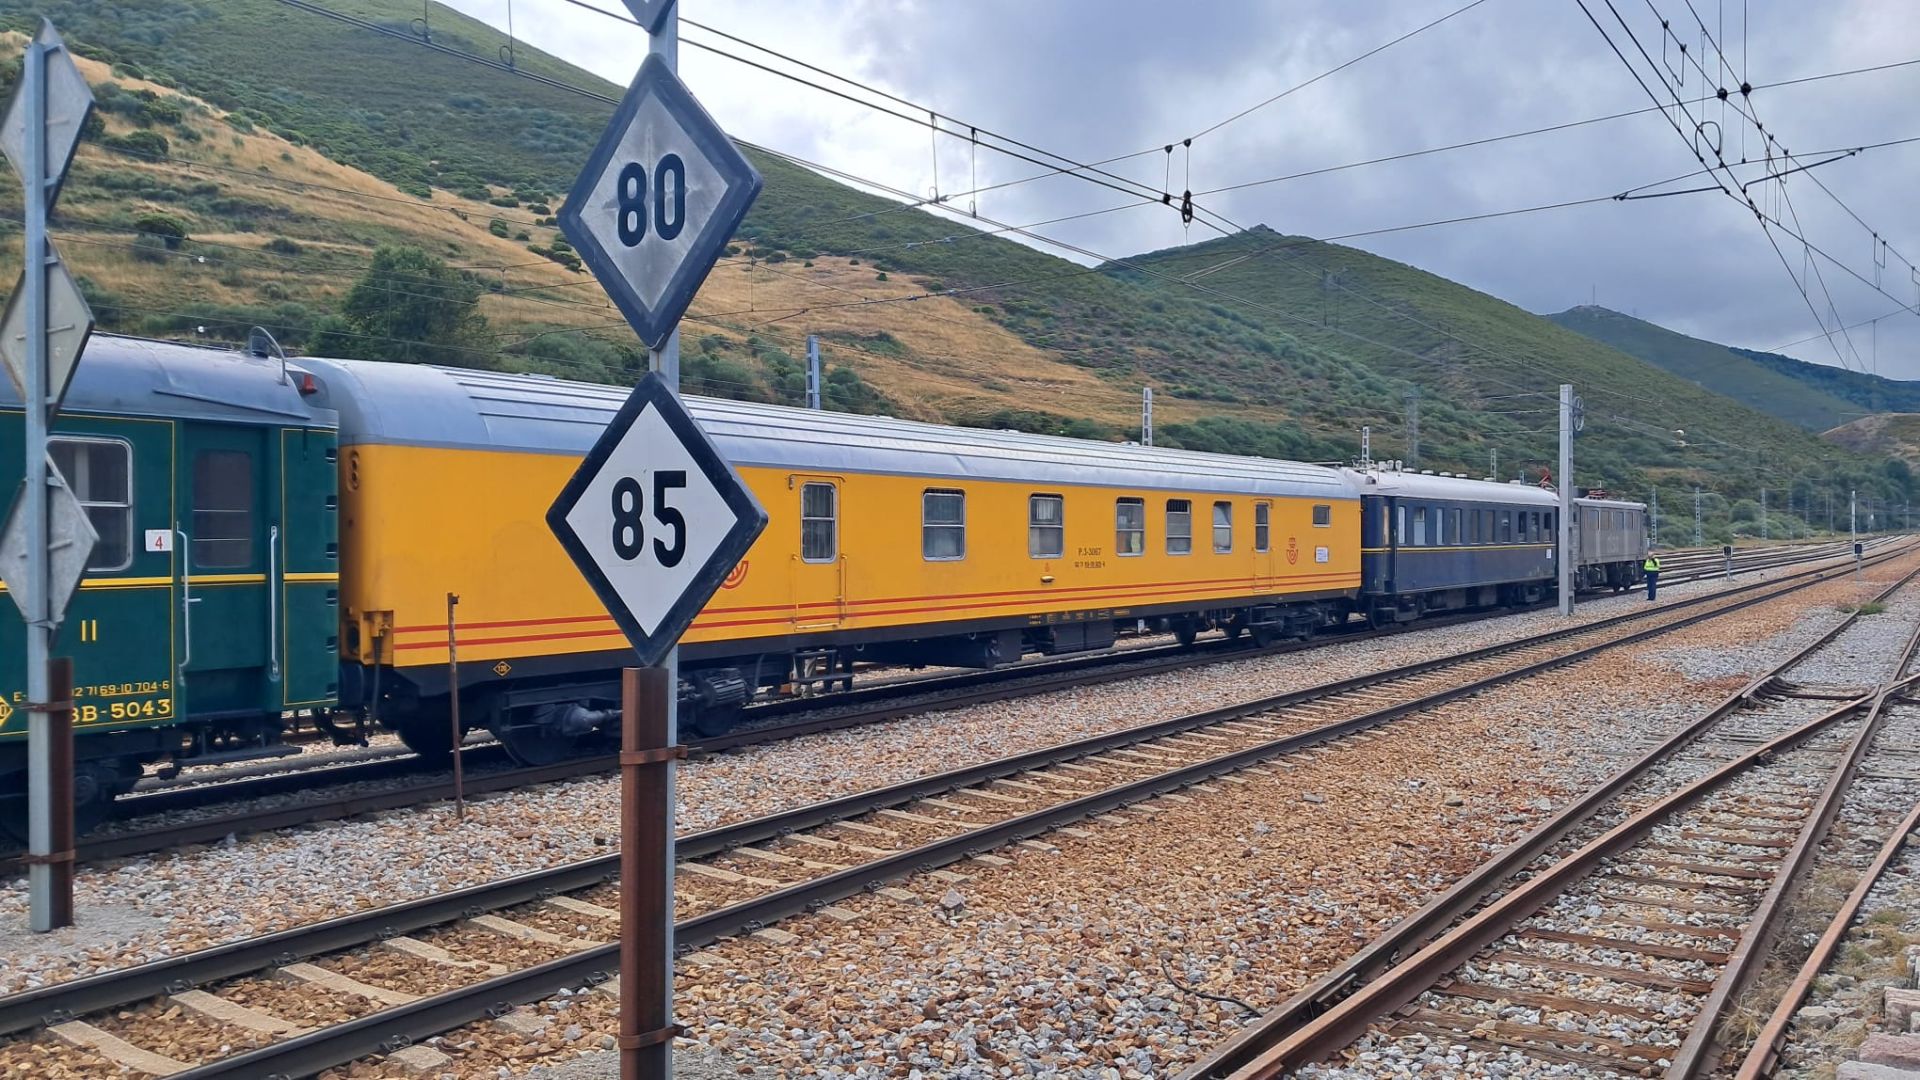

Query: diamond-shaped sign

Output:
[0, 21, 96, 210]
[0, 250, 93, 416]
[0, 458, 98, 628]
[547, 372, 767, 667]
[559, 54, 762, 350]
[620, 0, 678, 33]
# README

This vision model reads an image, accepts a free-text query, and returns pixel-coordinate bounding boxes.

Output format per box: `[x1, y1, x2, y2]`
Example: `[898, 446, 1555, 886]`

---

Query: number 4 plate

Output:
[546, 372, 768, 667]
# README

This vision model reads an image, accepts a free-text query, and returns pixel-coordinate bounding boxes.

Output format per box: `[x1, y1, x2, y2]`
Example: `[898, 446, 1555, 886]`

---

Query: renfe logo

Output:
[1285, 537, 1299, 565]
[721, 560, 749, 589]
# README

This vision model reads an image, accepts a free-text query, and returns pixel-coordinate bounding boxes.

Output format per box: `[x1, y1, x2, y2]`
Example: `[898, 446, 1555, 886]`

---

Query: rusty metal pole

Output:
[621, 666, 679, 1079]
[446, 593, 463, 820]
[44, 656, 73, 928]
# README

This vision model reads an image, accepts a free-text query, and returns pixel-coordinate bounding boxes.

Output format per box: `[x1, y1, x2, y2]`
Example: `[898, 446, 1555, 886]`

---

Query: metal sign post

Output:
[0, 20, 96, 933]
[1556, 384, 1575, 617]
[549, 3, 765, 1075]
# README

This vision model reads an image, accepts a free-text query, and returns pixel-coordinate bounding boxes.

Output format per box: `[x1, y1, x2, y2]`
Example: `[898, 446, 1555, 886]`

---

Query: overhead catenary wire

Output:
[239, 0, 1865, 479]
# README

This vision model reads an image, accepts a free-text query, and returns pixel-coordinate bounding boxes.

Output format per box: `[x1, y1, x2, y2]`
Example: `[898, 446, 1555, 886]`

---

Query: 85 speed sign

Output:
[547, 373, 768, 666]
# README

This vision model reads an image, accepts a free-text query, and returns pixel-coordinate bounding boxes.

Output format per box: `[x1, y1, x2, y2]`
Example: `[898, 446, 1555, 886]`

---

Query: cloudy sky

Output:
[445, 0, 1920, 377]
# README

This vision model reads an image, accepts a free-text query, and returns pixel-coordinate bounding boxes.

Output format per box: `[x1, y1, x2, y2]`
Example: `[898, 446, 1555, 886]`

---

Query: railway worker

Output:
[1643, 548, 1663, 601]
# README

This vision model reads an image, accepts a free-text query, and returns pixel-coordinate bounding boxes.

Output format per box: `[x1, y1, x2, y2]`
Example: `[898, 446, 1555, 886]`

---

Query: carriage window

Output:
[1029, 494, 1064, 558]
[799, 482, 837, 563]
[1213, 501, 1233, 553]
[51, 437, 132, 571]
[1450, 508, 1463, 545]
[1499, 510, 1513, 543]
[1115, 498, 1145, 556]
[1412, 506, 1428, 546]
[1545, 511, 1555, 537]
[922, 489, 965, 560]
[1255, 504, 1271, 553]
[1396, 506, 1407, 546]
[193, 450, 253, 568]
[1483, 509, 1495, 541]
[1167, 499, 1193, 555]
[1530, 512, 1542, 542]
[1436, 507, 1449, 546]
[1311, 504, 1331, 527]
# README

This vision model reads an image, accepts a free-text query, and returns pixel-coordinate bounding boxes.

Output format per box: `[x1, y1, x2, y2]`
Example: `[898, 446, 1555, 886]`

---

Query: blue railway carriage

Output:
[1346, 467, 1559, 623]
[1573, 496, 1649, 591]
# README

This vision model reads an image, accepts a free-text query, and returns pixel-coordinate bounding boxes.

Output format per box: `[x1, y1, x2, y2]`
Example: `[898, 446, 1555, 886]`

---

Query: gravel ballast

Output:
[0, 557, 1855, 996]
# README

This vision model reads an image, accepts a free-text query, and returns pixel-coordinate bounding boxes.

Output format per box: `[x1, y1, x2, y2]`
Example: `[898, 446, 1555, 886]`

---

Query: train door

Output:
[789, 476, 846, 633]
[175, 422, 274, 722]
[278, 428, 340, 711]
[1252, 501, 1274, 587]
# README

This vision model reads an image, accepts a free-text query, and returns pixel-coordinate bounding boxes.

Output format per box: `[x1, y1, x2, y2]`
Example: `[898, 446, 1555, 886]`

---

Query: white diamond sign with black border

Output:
[547, 372, 767, 667]
[558, 53, 762, 350]
[618, 0, 678, 33]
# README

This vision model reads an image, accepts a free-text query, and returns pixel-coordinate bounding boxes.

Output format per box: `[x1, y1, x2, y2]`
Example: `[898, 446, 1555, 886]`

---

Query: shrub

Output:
[102, 129, 169, 159]
[224, 111, 254, 133]
[132, 212, 189, 249]
[514, 230, 530, 241]
[130, 233, 171, 263]
[262, 236, 303, 255]
[527, 202, 551, 215]
[875, 271, 888, 282]
[487, 195, 520, 207]
[488, 218, 510, 238]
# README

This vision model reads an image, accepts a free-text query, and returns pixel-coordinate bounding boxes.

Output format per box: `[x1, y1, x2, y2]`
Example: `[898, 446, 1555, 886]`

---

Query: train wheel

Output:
[1174, 621, 1199, 648]
[394, 714, 456, 763]
[0, 764, 123, 842]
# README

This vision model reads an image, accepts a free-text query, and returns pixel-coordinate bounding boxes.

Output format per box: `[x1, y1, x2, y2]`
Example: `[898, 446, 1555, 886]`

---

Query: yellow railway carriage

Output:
[304, 360, 1360, 755]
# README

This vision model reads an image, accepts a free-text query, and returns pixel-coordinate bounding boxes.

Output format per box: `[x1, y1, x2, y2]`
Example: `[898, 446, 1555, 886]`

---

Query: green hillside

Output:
[1545, 305, 1865, 432]
[1731, 345, 1920, 415]
[2, 0, 1910, 544]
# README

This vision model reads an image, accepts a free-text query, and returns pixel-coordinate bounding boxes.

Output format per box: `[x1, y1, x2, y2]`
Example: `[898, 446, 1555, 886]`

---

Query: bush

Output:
[224, 112, 254, 133]
[133, 212, 189, 249]
[488, 218, 510, 238]
[514, 230, 530, 241]
[875, 271, 888, 282]
[487, 195, 520, 207]
[130, 232, 171, 263]
[262, 236, 303, 255]
[102, 129, 169, 159]
[336, 245, 492, 367]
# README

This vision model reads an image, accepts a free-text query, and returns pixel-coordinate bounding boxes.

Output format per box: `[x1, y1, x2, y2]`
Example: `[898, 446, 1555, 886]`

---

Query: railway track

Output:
[1180, 553, 1920, 1078]
[6, 535, 1889, 878]
[0, 536, 1904, 1078]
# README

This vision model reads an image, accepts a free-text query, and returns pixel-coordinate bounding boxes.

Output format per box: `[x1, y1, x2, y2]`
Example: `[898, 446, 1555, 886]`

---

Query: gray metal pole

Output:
[1651, 487, 1659, 547]
[1760, 488, 1768, 541]
[1141, 386, 1153, 447]
[646, 14, 679, 1078]
[21, 32, 57, 933]
[1851, 489, 1857, 541]
[1557, 384, 1573, 616]
[804, 335, 820, 410]
[1694, 486, 1702, 547]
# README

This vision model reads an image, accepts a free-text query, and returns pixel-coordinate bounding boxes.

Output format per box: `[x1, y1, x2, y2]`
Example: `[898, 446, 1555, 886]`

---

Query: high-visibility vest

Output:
[1643, 555, 1661, 572]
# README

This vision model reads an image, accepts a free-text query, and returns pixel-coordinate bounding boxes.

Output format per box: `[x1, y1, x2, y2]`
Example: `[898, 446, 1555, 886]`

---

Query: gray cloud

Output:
[447, 0, 1920, 376]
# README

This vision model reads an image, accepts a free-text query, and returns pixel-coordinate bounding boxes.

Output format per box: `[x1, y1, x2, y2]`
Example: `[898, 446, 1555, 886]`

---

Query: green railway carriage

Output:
[0, 335, 341, 831]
